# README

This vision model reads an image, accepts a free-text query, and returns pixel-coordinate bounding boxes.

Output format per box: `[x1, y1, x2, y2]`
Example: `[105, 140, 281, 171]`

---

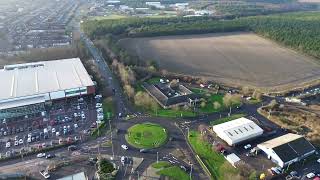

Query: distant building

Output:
[146, 2, 165, 9]
[257, 133, 316, 168]
[0, 58, 95, 119]
[57, 172, 88, 180]
[212, 117, 264, 146]
[143, 81, 200, 109]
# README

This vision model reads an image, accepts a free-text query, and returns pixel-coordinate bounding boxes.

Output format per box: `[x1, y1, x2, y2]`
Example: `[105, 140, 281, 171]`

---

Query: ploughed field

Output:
[119, 32, 320, 90]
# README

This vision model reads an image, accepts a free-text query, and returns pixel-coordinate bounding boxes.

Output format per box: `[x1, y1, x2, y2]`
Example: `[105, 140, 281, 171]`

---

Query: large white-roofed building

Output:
[0, 58, 95, 119]
[212, 117, 264, 146]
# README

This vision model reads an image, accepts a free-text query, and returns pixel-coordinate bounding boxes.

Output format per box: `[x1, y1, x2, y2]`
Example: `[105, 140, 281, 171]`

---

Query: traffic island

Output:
[125, 123, 168, 149]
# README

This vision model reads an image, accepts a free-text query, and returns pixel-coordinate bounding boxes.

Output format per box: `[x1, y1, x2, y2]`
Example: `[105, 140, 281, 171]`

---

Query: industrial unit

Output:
[212, 117, 264, 146]
[257, 133, 316, 168]
[0, 58, 95, 119]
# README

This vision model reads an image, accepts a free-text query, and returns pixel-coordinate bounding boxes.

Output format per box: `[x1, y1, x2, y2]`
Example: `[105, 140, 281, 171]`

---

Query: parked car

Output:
[37, 153, 46, 158]
[39, 170, 50, 179]
[19, 139, 23, 145]
[46, 154, 55, 159]
[306, 172, 315, 179]
[244, 144, 252, 150]
[68, 145, 77, 151]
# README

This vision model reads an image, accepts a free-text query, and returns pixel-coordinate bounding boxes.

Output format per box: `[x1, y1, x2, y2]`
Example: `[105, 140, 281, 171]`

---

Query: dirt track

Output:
[119, 32, 320, 90]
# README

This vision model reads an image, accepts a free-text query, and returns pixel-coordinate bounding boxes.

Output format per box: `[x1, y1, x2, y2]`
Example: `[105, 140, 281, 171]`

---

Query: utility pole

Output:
[157, 152, 159, 163]
[111, 132, 114, 159]
[189, 164, 193, 180]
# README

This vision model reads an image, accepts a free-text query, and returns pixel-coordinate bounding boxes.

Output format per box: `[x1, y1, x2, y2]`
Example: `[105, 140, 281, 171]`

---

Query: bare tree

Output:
[213, 101, 221, 109]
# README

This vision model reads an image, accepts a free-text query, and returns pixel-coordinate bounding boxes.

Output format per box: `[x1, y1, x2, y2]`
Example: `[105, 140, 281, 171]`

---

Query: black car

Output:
[68, 145, 77, 151]
[46, 154, 55, 159]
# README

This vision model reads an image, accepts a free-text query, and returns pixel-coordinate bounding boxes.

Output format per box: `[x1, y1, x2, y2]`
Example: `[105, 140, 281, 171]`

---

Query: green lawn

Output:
[90, 14, 127, 20]
[210, 113, 246, 126]
[151, 108, 196, 118]
[198, 94, 224, 113]
[103, 97, 115, 120]
[152, 161, 190, 180]
[247, 98, 261, 104]
[125, 123, 168, 149]
[152, 161, 171, 169]
[188, 131, 239, 180]
[158, 166, 190, 180]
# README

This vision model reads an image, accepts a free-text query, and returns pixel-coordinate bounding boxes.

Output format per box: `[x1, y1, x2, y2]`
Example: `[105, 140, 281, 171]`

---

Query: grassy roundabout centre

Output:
[125, 123, 168, 149]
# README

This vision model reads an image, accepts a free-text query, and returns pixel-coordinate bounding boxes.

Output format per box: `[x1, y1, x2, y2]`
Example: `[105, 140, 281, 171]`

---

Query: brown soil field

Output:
[119, 32, 320, 91]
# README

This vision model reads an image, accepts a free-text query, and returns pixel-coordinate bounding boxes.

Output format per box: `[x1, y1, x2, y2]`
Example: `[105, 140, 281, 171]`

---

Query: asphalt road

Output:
[80, 33, 208, 179]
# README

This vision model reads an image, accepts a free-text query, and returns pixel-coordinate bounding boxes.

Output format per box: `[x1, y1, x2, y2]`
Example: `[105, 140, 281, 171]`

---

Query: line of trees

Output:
[83, 12, 320, 60]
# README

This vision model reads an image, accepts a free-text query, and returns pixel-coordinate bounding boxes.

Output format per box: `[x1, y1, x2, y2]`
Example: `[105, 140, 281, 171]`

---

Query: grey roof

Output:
[143, 82, 201, 107]
[272, 137, 315, 163]
[0, 58, 94, 102]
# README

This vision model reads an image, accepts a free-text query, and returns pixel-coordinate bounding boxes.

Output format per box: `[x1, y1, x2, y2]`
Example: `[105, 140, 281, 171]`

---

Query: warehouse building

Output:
[0, 58, 95, 119]
[143, 82, 201, 109]
[212, 117, 264, 146]
[257, 133, 316, 168]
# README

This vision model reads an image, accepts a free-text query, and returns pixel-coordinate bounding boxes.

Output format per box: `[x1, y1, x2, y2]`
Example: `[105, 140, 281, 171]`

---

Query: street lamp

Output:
[189, 163, 193, 180]
[157, 152, 159, 163]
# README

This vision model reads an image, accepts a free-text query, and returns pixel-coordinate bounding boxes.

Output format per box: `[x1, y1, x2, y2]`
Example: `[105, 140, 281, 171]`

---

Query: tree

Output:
[200, 101, 206, 108]
[213, 101, 221, 109]
[124, 85, 135, 99]
[223, 93, 241, 107]
[252, 90, 262, 100]
[241, 86, 251, 96]
[169, 79, 179, 89]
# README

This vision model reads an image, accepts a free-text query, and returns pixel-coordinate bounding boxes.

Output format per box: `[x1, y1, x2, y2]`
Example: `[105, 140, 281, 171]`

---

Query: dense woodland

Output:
[83, 12, 320, 59]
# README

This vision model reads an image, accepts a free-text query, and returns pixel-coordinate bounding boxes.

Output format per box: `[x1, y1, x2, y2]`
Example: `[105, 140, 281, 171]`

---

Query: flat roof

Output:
[213, 117, 264, 144]
[57, 172, 87, 180]
[0, 58, 94, 102]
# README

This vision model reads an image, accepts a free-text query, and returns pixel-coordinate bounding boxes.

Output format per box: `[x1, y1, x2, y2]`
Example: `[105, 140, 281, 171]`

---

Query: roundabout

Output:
[125, 122, 168, 149]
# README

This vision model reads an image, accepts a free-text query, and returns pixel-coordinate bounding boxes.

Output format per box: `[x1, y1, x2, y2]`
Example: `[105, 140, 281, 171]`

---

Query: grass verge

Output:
[125, 123, 168, 149]
[103, 97, 115, 119]
[210, 113, 246, 126]
[188, 131, 239, 179]
[152, 161, 191, 180]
